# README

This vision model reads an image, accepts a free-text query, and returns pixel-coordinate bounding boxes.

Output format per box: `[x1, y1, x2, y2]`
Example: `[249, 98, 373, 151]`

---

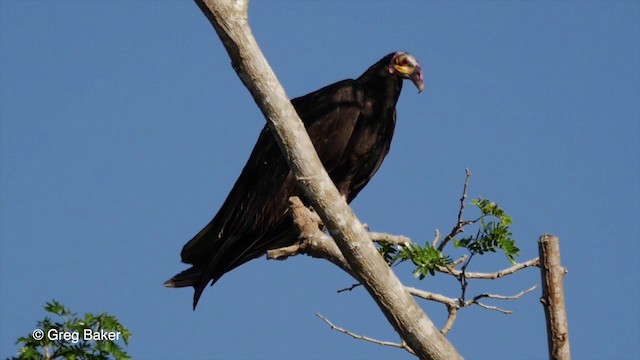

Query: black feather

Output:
[165, 52, 423, 309]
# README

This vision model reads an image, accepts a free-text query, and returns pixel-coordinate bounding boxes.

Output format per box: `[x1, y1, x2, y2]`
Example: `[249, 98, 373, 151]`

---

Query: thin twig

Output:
[431, 229, 441, 248]
[337, 283, 361, 293]
[316, 313, 416, 356]
[473, 302, 513, 314]
[458, 252, 475, 303]
[438, 168, 473, 251]
[471, 285, 538, 302]
[447, 255, 468, 268]
[465, 285, 538, 314]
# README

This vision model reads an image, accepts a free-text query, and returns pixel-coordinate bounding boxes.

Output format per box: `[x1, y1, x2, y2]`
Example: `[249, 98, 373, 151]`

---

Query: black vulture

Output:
[165, 51, 424, 309]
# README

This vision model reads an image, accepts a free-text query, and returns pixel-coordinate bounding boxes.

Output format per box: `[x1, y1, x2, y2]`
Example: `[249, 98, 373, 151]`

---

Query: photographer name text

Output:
[32, 328, 122, 343]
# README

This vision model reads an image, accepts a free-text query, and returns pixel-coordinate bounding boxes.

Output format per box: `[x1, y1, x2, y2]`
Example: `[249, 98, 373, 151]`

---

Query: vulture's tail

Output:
[164, 267, 208, 310]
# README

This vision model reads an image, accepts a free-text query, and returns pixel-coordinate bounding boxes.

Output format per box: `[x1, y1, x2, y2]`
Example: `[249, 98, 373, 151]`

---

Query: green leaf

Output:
[453, 197, 520, 264]
[398, 243, 452, 280]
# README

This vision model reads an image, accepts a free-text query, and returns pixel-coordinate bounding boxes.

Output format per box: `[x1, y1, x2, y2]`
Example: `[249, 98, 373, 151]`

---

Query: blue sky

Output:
[1, 1, 638, 359]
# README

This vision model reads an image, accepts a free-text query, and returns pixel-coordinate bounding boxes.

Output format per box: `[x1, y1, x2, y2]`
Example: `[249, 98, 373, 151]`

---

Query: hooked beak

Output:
[410, 66, 424, 93]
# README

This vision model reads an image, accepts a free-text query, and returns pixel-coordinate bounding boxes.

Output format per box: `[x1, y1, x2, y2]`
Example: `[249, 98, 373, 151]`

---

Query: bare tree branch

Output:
[406, 285, 537, 332]
[405, 287, 458, 305]
[431, 229, 441, 248]
[466, 285, 538, 314]
[440, 306, 458, 335]
[336, 283, 361, 293]
[438, 258, 540, 279]
[447, 255, 468, 268]
[316, 313, 416, 356]
[470, 285, 538, 302]
[369, 232, 413, 247]
[473, 302, 513, 314]
[438, 168, 473, 251]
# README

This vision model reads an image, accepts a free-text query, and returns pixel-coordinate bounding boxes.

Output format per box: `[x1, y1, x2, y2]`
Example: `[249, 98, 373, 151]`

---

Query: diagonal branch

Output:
[194, 2, 461, 358]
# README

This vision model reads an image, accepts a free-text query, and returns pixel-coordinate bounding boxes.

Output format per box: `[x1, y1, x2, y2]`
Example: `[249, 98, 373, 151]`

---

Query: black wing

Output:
[166, 79, 365, 307]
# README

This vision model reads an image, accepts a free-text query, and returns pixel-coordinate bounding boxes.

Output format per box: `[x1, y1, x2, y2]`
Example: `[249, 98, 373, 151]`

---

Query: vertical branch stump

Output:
[538, 234, 571, 360]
